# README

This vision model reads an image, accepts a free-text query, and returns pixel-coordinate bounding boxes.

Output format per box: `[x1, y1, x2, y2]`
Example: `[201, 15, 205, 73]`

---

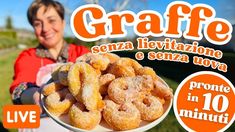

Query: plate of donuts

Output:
[39, 53, 174, 132]
[41, 94, 172, 132]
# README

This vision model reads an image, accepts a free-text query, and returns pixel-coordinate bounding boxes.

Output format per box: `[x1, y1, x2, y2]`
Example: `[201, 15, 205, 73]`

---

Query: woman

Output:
[10, 0, 89, 115]
[10, 0, 90, 131]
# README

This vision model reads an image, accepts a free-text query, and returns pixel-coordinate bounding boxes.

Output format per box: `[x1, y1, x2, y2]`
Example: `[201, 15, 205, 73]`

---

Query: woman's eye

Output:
[33, 22, 42, 27]
[49, 19, 56, 24]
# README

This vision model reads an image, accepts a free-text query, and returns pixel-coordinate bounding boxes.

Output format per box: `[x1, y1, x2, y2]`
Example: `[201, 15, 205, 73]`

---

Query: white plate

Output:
[41, 96, 172, 132]
[40, 76, 173, 132]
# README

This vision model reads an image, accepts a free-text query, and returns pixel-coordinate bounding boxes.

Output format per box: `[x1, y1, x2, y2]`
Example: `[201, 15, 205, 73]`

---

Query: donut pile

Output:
[42, 53, 173, 131]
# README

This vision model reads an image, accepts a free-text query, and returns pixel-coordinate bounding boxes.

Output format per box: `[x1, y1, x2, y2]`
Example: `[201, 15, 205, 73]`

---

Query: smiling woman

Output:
[9, 0, 90, 131]
[27, 0, 66, 59]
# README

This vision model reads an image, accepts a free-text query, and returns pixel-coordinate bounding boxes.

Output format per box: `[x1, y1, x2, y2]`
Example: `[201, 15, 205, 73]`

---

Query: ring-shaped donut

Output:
[69, 103, 102, 130]
[45, 89, 76, 116]
[108, 75, 153, 104]
[103, 99, 141, 130]
[42, 81, 64, 96]
[107, 58, 143, 77]
[58, 62, 73, 86]
[67, 62, 104, 110]
[133, 95, 164, 121]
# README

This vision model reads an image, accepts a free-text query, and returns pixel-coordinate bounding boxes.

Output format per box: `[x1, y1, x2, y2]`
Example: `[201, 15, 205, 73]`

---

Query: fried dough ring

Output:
[99, 73, 115, 95]
[67, 62, 104, 110]
[108, 75, 153, 104]
[58, 62, 73, 86]
[102, 53, 120, 64]
[133, 95, 164, 121]
[42, 81, 64, 96]
[45, 89, 76, 116]
[51, 64, 64, 81]
[137, 67, 173, 100]
[103, 100, 141, 130]
[107, 58, 143, 77]
[76, 53, 110, 71]
[69, 103, 101, 130]
[136, 67, 159, 80]
[152, 79, 173, 100]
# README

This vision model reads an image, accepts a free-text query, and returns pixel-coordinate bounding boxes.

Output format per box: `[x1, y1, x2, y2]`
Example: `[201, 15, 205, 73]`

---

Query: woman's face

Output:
[33, 6, 65, 48]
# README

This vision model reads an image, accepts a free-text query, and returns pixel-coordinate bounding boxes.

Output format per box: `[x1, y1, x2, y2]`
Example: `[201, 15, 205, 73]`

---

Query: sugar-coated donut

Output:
[136, 66, 159, 80]
[103, 99, 141, 130]
[76, 53, 110, 71]
[99, 73, 115, 95]
[133, 95, 164, 121]
[58, 62, 73, 86]
[51, 64, 63, 82]
[42, 81, 64, 96]
[69, 103, 101, 130]
[107, 58, 143, 77]
[152, 79, 173, 100]
[67, 62, 104, 110]
[108, 75, 153, 104]
[136, 66, 173, 100]
[45, 89, 76, 116]
[102, 53, 120, 64]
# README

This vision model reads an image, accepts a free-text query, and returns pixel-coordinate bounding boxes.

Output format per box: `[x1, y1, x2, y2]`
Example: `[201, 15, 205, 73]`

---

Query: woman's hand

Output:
[20, 87, 42, 113]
